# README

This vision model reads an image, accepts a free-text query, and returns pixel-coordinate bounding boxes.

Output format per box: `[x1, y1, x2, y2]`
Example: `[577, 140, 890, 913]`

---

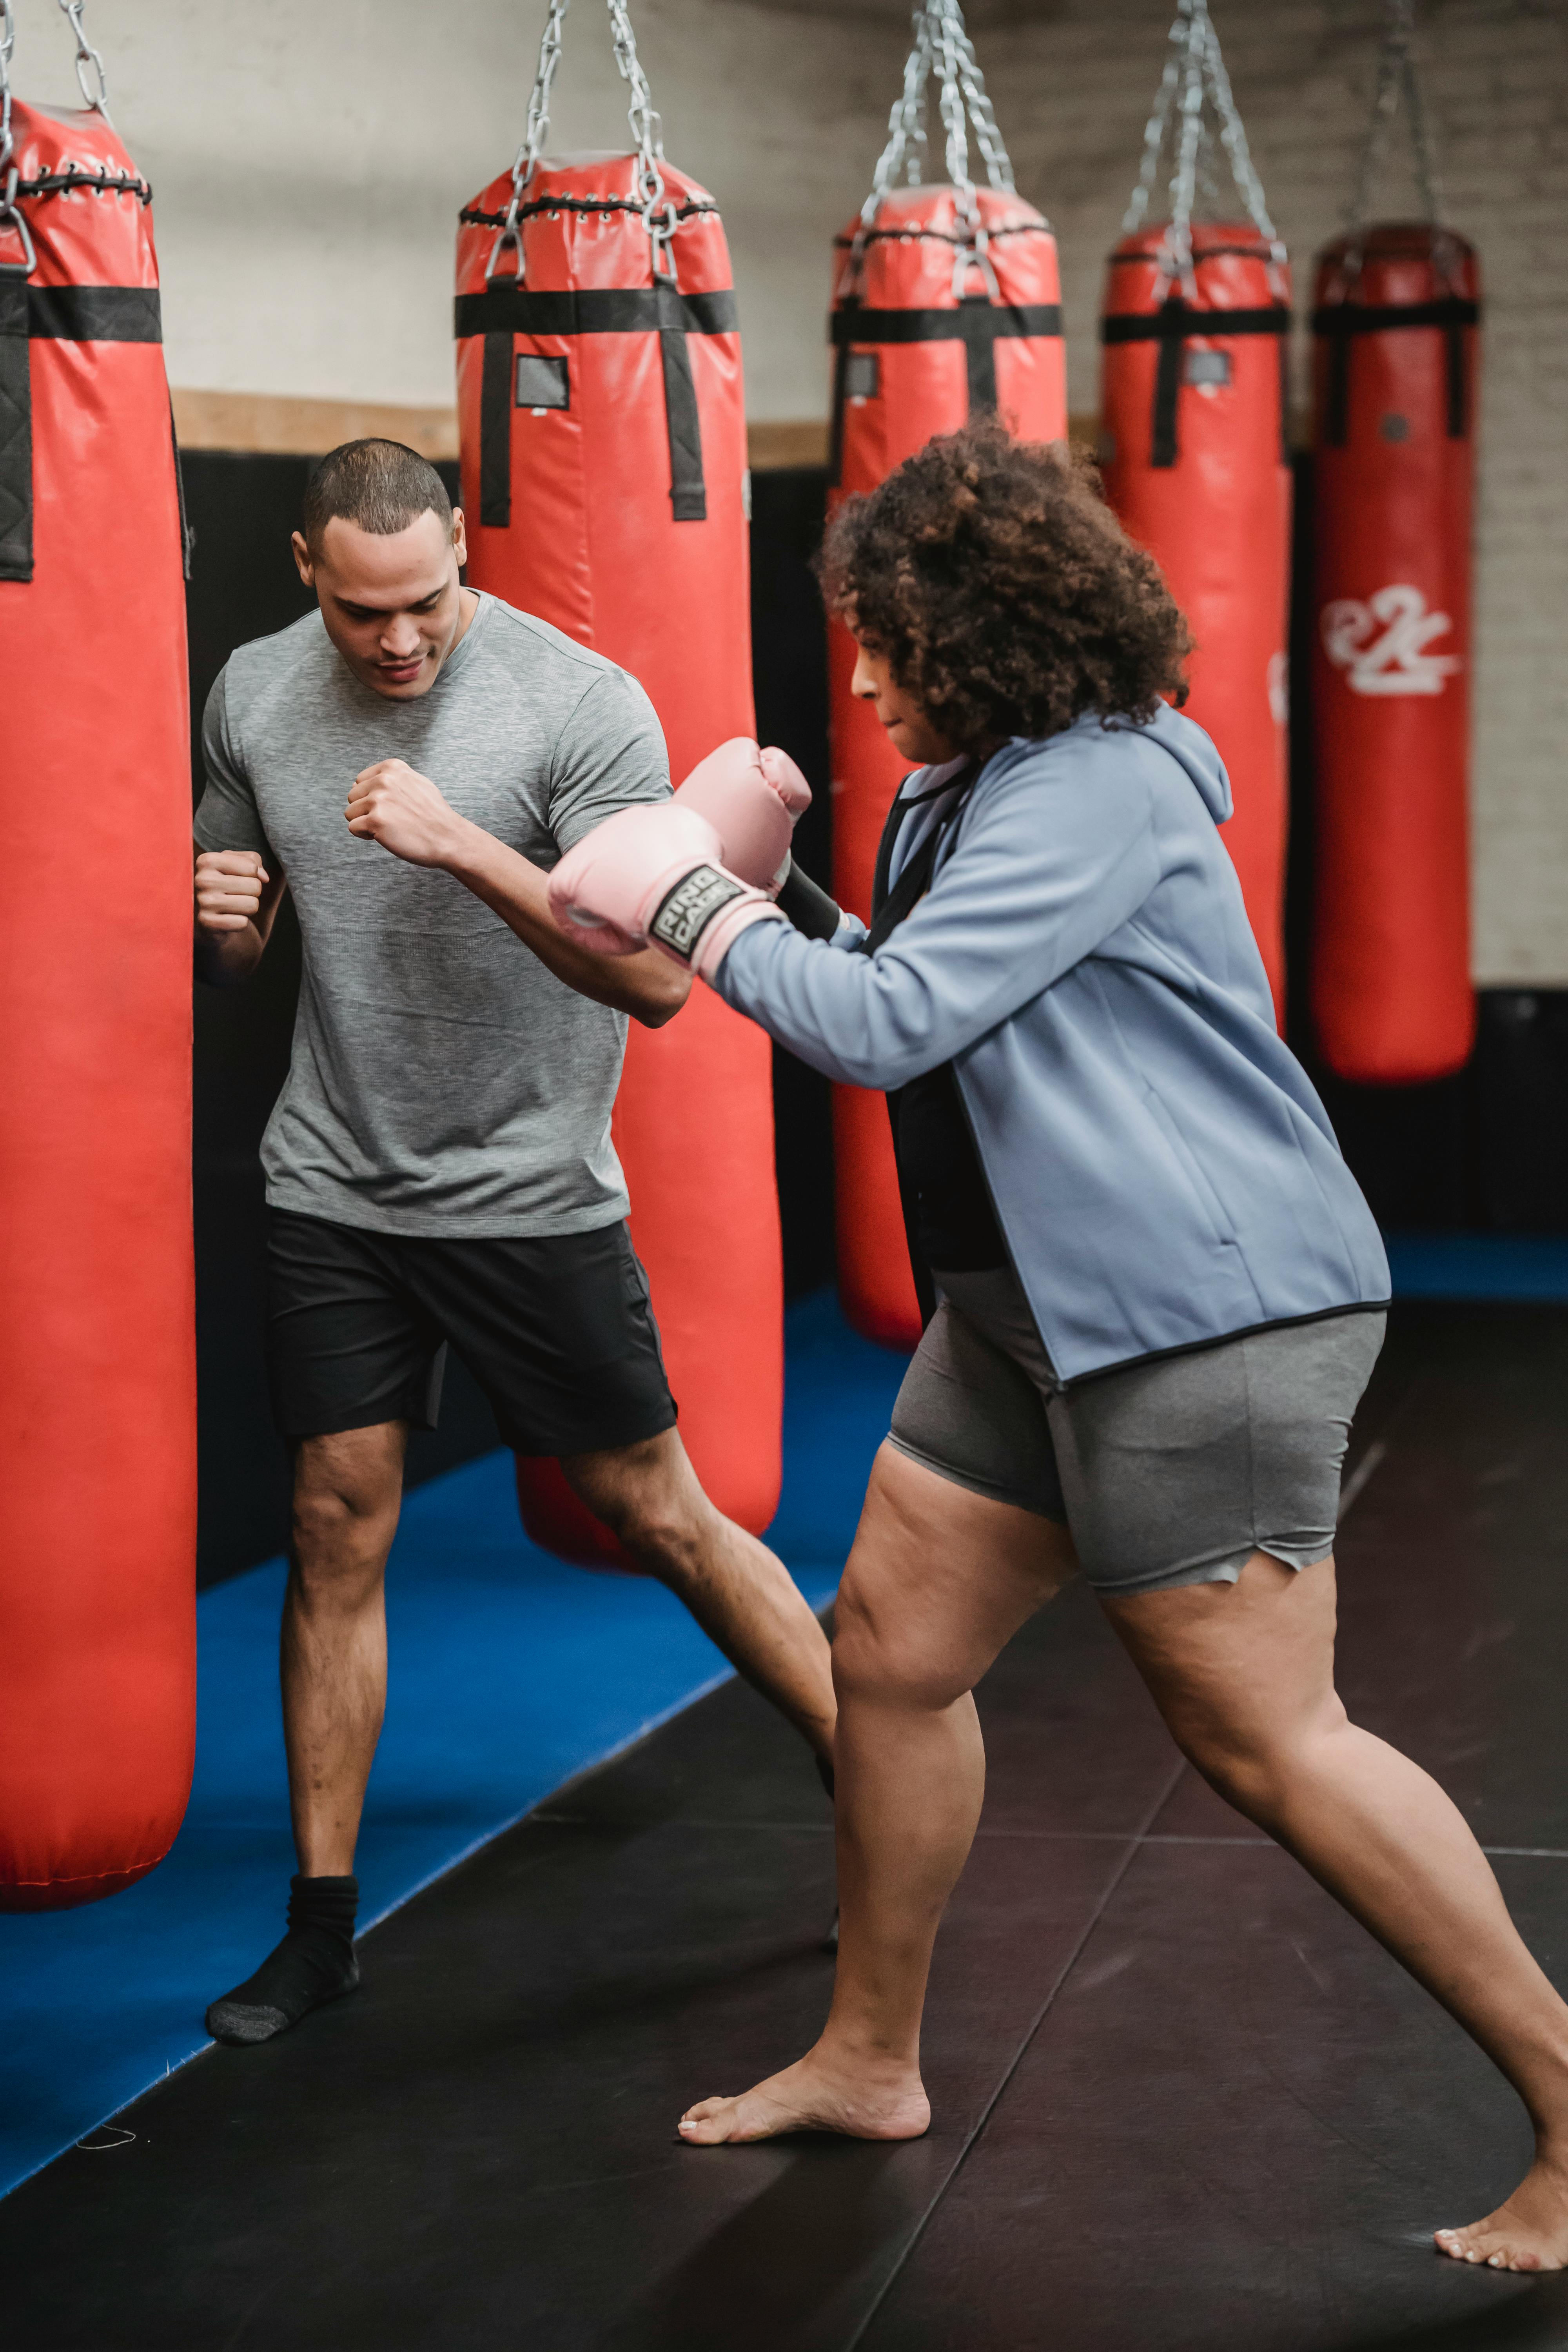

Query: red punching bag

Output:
[828, 4, 1066, 1350]
[1099, 1, 1292, 1018]
[1308, 15, 1478, 1083]
[454, 11, 781, 1565]
[0, 71, 196, 1906]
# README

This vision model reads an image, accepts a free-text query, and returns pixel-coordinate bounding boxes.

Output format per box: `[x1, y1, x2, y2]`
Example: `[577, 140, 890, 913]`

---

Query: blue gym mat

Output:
[0, 1291, 909, 2204]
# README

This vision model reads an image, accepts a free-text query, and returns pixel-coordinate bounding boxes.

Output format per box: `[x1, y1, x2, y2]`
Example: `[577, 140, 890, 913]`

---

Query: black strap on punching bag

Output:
[1100, 296, 1292, 470]
[1312, 294, 1482, 447]
[0, 281, 164, 585]
[456, 280, 737, 530]
[828, 296, 1064, 489]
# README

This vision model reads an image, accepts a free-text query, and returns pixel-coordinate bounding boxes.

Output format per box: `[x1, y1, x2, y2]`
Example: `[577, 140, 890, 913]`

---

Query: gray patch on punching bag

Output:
[515, 354, 570, 410]
[1183, 347, 1231, 388]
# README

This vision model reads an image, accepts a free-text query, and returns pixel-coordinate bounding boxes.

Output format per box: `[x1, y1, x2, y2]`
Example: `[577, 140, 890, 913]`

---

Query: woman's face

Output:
[850, 637, 960, 766]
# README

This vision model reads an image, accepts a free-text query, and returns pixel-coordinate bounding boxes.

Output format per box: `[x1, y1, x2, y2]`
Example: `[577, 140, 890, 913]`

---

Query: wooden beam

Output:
[168, 395, 1114, 472]
[171, 389, 460, 461]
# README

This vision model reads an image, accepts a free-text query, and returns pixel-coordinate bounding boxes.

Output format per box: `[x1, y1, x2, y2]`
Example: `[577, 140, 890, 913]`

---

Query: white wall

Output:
[9, 0, 1564, 982]
[6, 0, 893, 418]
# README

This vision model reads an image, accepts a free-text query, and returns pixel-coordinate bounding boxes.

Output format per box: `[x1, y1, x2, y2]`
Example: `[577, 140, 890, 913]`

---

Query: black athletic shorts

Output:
[265, 1209, 678, 1456]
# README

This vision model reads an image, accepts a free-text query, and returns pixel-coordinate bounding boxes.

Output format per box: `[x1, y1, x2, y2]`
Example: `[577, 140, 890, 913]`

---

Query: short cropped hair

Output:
[301, 439, 453, 556]
[818, 418, 1192, 753]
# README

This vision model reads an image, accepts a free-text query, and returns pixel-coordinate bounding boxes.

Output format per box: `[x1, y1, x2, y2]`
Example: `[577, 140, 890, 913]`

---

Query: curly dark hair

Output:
[818, 419, 1192, 753]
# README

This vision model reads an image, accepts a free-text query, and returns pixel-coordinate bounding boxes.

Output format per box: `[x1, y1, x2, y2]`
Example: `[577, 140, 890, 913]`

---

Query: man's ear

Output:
[291, 530, 316, 589]
[450, 507, 468, 570]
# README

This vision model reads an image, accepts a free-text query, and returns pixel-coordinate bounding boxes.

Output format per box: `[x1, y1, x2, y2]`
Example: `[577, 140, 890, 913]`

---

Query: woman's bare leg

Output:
[1103, 1552, 1568, 2272]
[679, 1443, 1076, 2145]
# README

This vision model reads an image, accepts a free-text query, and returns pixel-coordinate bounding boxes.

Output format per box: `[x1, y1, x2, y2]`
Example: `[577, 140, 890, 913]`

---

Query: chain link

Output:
[488, 0, 570, 282]
[0, 0, 36, 274]
[847, 2, 1019, 299]
[930, 6, 978, 242]
[939, 1, 1014, 193]
[488, 0, 676, 289]
[1347, 0, 1442, 233]
[1121, 0, 1283, 294]
[605, 0, 677, 281]
[863, 7, 933, 221]
[56, 0, 109, 116]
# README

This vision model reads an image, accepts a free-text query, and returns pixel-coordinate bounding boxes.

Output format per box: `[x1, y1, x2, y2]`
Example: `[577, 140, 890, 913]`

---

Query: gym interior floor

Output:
[5, 1288, 1568, 2352]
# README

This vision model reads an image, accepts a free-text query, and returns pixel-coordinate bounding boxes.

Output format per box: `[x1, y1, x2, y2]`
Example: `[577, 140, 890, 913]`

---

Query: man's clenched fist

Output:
[196, 849, 270, 933]
[345, 759, 472, 868]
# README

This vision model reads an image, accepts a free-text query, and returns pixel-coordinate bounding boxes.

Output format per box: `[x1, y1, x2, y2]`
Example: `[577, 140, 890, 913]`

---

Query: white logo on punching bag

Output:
[1320, 584, 1462, 697]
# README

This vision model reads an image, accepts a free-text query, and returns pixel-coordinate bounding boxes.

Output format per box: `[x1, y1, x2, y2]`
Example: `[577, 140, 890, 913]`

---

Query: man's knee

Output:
[564, 1435, 707, 1577]
[290, 1431, 402, 1585]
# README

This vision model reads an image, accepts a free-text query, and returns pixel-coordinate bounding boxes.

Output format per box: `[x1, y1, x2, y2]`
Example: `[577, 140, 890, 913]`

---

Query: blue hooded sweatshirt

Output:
[713, 704, 1390, 1384]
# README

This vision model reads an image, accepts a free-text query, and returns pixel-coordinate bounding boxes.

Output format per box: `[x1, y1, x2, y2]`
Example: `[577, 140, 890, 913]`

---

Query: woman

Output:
[550, 422, 1568, 2273]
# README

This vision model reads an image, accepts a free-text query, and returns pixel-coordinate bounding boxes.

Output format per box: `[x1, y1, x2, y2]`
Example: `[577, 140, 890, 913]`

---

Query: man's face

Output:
[293, 508, 470, 700]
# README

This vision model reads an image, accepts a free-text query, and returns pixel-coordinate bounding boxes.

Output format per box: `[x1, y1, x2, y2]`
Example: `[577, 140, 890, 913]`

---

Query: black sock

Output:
[206, 1875, 360, 2047]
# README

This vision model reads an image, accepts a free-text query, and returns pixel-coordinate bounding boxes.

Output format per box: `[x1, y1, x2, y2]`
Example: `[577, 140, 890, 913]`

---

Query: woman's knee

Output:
[1172, 1688, 1351, 1818]
[830, 1579, 971, 1714]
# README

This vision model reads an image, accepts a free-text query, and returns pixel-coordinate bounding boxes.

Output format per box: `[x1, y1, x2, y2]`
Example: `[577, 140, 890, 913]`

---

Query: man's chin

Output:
[363, 663, 435, 700]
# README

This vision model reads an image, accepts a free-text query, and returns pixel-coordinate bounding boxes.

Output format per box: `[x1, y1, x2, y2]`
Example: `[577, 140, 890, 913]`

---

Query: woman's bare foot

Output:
[678, 2044, 931, 2146]
[1436, 2150, 1568, 2272]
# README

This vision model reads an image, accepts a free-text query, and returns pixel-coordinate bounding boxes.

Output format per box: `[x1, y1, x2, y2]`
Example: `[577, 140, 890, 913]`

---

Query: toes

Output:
[678, 2097, 739, 2145]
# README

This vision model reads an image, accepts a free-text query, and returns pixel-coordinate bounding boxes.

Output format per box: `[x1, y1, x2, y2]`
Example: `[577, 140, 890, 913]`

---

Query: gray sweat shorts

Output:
[887, 1263, 1385, 1599]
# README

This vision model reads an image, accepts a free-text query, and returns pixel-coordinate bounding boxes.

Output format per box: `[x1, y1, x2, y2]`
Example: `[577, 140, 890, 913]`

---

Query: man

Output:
[196, 439, 835, 2046]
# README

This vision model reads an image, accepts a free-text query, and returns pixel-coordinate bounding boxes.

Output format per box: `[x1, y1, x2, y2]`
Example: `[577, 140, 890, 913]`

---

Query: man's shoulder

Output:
[473, 596, 648, 705]
[216, 609, 334, 711]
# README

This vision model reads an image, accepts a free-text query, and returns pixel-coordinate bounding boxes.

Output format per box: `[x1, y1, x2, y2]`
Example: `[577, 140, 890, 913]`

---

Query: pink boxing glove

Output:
[549, 802, 784, 982]
[673, 738, 811, 895]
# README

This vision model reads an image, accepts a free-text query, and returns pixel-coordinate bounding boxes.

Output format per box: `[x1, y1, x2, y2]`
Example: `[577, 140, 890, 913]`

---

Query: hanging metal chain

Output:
[862, 6, 934, 222]
[1122, 14, 1183, 237]
[1347, 0, 1442, 232]
[1121, 0, 1283, 294]
[605, 0, 677, 282]
[488, 0, 676, 289]
[938, 0, 1014, 193]
[56, 0, 109, 116]
[930, 6, 979, 240]
[488, 0, 571, 282]
[0, 0, 36, 274]
[846, 0, 1020, 298]
[1201, 10, 1278, 249]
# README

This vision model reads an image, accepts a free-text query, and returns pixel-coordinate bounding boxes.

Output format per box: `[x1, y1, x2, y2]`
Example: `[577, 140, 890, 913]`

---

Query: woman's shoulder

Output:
[980, 708, 1231, 821]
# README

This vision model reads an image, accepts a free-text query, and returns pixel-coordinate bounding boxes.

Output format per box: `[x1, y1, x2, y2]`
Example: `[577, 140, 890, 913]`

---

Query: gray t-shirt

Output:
[194, 592, 670, 1236]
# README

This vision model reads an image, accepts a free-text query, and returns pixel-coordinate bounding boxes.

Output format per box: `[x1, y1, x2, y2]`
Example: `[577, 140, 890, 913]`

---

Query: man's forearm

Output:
[444, 821, 690, 1027]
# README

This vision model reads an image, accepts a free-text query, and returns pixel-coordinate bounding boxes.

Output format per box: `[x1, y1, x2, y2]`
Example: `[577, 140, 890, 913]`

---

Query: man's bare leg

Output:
[679, 1444, 1075, 2143]
[1103, 1553, 1568, 2274]
[565, 1426, 839, 1765]
[282, 1421, 407, 1873]
[207, 1421, 406, 2044]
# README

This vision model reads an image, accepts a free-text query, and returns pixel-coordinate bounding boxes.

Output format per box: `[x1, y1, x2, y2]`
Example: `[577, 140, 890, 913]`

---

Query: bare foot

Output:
[1436, 2151, 1568, 2273]
[678, 2045, 931, 2146]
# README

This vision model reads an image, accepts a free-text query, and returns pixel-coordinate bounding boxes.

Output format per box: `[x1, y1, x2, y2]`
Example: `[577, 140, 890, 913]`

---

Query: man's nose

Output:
[849, 648, 878, 701]
[380, 616, 422, 657]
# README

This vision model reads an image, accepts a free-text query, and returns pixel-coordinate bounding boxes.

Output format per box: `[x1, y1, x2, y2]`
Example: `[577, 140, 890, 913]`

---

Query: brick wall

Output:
[970, 0, 1568, 985]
